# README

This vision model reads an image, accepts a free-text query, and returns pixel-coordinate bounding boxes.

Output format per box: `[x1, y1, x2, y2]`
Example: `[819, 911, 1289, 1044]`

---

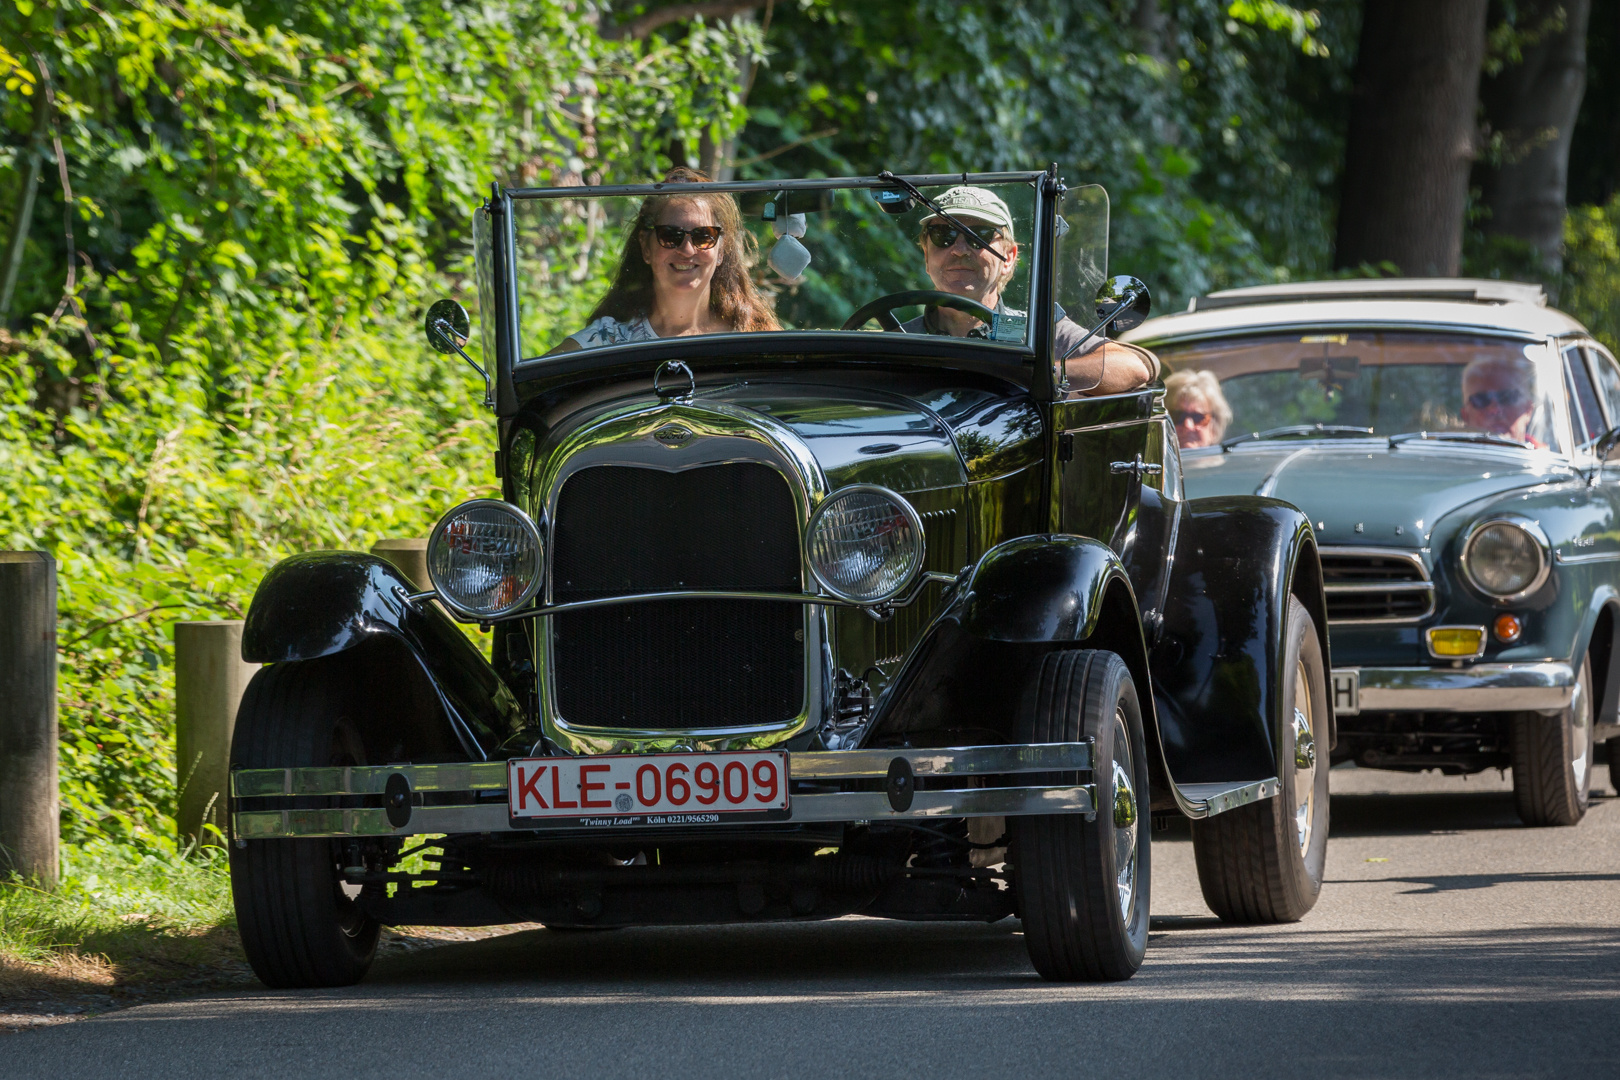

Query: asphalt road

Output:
[10, 764, 1619, 1079]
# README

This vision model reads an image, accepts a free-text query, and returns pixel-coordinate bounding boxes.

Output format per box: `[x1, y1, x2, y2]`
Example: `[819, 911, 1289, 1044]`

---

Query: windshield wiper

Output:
[1387, 431, 1532, 450]
[877, 171, 1008, 263]
[1220, 424, 1375, 451]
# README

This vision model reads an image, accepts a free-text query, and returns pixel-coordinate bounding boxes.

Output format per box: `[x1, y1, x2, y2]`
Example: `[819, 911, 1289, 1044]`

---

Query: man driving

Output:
[1460, 354, 1541, 445]
[902, 185, 1158, 395]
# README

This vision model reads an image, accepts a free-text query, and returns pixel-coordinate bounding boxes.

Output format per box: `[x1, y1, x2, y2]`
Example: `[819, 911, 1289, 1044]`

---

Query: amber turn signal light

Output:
[1493, 613, 1523, 643]
[1427, 625, 1485, 659]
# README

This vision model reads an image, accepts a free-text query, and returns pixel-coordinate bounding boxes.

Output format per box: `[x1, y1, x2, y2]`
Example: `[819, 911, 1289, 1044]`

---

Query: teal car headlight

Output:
[806, 485, 925, 605]
[1462, 517, 1549, 601]
[427, 499, 545, 618]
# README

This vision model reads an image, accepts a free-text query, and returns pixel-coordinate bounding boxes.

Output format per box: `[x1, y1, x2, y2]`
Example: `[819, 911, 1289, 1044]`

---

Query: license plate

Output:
[1331, 669, 1360, 715]
[507, 751, 790, 829]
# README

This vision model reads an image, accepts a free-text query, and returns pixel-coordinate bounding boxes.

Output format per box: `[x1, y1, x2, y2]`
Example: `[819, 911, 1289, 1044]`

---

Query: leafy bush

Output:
[1564, 194, 1620, 353]
[0, 0, 753, 846]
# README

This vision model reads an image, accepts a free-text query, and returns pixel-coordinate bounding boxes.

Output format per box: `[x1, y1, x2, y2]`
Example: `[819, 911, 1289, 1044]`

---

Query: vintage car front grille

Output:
[549, 462, 805, 730]
[1319, 547, 1435, 624]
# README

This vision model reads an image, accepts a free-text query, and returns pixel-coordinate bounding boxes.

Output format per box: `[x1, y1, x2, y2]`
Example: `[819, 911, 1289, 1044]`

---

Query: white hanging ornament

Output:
[768, 213, 811, 283]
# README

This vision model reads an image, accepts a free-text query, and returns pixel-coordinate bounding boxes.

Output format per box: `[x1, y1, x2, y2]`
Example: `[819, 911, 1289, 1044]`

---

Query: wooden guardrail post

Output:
[175, 620, 260, 845]
[0, 552, 58, 887]
[370, 537, 429, 590]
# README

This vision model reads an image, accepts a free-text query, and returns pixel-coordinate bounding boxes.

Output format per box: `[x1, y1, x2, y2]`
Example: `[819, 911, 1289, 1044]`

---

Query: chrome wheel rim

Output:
[1292, 659, 1318, 857]
[1111, 708, 1139, 922]
[1570, 673, 1591, 792]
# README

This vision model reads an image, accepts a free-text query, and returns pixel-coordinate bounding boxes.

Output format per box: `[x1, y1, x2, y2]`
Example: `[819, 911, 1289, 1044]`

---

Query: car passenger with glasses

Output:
[900, 184, 1158, 395]
[1127, 278, 1620, 827]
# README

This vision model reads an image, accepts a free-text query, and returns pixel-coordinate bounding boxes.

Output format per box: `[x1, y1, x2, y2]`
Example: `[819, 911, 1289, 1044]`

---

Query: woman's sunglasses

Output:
[644, 224, 723, 250]
[1172, 410, 1211, 426]
[923, 223, 1003, 251]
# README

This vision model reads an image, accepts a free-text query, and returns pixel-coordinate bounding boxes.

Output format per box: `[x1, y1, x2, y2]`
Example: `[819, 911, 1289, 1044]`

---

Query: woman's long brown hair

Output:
[587, 167, 779, 332]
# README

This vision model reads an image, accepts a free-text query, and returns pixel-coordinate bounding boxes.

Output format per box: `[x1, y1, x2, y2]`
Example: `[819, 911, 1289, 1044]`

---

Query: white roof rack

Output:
[1188, 278, 1547, 312]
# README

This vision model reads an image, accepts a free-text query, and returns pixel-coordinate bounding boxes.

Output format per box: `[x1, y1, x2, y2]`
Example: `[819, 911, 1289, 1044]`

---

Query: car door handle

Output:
[1110, 454, 1163, 478]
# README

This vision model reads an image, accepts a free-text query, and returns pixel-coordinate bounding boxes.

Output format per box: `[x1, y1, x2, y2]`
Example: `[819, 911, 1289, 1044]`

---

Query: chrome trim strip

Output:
[232, 784, 1097, 838]
[792, 742, 1093, 779]
[1176, 779, 1279, 818]
[789, 785, 1095, 822]
[1555, 549, 1620, 565]
[1319, 545, 1436, 625]
[1323, 582, 1435, 594]
[1350, 662, 1575, 711]
[231, 742, 1095, 800]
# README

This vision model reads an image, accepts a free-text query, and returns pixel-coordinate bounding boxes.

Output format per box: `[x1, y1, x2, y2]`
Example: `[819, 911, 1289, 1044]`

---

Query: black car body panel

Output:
[242, 553, 524, 759]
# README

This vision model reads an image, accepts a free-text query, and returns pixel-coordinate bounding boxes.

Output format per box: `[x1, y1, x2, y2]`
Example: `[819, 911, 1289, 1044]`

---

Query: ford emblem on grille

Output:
[654, 424, 693, 448]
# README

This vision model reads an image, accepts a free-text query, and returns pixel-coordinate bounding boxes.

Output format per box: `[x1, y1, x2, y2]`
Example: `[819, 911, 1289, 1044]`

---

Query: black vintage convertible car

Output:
[227, 169, 1332, 987]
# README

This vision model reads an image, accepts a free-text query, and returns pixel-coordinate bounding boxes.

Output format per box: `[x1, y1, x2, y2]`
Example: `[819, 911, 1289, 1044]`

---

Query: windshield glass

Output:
[1155, 330, 1568, 455]
[506, 176, 1102, 361]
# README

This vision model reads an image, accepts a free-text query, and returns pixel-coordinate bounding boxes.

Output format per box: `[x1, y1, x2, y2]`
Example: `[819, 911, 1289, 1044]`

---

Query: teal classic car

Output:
[1128, 279, 1620, 827]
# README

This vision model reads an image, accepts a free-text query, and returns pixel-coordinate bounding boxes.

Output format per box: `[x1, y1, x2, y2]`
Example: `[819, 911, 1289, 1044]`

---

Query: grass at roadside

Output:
[0, 839, 246, 1013]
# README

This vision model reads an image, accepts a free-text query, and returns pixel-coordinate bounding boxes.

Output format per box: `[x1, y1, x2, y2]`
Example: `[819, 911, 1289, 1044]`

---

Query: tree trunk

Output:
[1478, 0, 1592, 274]
[0, 88, 48, 321]
[1334, 0, 1490, 276]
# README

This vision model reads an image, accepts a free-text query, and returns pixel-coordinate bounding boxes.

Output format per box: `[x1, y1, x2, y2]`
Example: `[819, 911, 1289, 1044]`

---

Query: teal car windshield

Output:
[1157, 330, 1569, 455]
[500, 177, 1106, 361]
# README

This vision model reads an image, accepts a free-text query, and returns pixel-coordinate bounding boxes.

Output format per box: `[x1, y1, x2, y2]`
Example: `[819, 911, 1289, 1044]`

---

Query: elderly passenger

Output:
[1165, 369, 1231, 449]
[1459, 354, 1540, 445]
[902, 185, 1158, 395]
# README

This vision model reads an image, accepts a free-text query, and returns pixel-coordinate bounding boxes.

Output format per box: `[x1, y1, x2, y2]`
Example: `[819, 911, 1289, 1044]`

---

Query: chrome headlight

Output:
[805, 485, 925, 604]
[427, 499, 545, 618]
[1461, 517, 1549, 601]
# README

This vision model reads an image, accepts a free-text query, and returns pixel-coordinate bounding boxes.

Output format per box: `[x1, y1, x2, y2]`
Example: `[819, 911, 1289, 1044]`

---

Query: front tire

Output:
[1190, 596, 1330, 923]
[1012, 650, 1150, 982]
[1511, 656, 1594, 826]
[230, 658, 381, 989]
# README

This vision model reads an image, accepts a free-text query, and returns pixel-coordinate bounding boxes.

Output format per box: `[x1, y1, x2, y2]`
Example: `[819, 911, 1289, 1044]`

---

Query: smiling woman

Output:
[550, 167, 780, 353]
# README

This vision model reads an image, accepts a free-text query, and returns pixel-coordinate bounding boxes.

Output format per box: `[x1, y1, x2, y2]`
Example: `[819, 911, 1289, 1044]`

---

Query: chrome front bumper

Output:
[230, 743, 1098, 840]
[1338, 661, 1575, 714]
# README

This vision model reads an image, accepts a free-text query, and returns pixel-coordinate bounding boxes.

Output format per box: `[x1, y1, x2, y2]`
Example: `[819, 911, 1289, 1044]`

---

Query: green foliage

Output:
[0, 0, 754, 845]
[739, 0, 1358, 308]
[0, 838, 232, 971]
[1564, 194, 1620, 354]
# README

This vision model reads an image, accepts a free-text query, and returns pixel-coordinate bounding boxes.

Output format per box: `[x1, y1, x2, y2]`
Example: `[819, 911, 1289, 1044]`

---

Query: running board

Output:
[1175, 778, 1279, 819]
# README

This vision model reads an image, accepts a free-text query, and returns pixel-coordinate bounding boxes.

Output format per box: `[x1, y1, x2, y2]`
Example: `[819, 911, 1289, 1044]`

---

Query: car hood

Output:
[1181, 440, 1574, 547]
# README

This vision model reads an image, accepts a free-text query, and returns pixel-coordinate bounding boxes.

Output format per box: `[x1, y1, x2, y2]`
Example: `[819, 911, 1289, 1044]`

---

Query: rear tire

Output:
[1012, 650, 1150, 982]
[1511, 657, 1594, 826]
[1190, 596, 1329, 923]
[230, 659, 381, 989]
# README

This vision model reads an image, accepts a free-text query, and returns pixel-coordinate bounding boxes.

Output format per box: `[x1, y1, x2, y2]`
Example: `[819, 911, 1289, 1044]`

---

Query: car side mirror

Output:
[1095, 275, 1151, 336]
[1597, 426, 1620, 462]
[424, 298, 491, 408]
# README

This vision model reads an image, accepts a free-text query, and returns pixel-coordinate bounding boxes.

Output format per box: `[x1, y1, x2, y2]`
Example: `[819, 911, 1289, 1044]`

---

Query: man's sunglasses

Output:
[1172, 410, 1210, 426]
[1467, 388, 1526, 410]
[644, 224, 724, 250]
[923, 223, 1003, 250]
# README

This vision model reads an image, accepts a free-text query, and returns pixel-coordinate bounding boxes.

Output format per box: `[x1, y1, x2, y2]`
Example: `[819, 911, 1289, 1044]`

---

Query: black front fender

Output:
[868, 536, 1156, 752]
[242, 553, 524, 759]
[955, 534, 1125, 642]
[1151, 497, 1326, 786]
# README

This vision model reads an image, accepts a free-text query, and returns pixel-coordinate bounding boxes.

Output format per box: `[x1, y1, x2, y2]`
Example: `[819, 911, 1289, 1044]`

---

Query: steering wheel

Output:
[840, 290, 997, 333]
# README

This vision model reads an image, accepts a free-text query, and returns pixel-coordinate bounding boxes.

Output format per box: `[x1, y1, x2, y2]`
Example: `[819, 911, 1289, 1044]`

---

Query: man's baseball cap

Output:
[921, 185, 1015, 233]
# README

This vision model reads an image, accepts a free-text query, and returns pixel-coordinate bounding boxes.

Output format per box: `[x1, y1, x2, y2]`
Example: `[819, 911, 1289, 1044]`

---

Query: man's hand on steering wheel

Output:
[840, 290, 997, 332]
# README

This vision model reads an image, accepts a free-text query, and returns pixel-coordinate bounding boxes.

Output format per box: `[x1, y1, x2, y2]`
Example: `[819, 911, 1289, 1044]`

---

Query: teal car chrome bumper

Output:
[1334, 662, 1575, 714]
